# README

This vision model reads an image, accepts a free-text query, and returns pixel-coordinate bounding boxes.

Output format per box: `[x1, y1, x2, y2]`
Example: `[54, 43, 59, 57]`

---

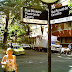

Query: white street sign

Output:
[50, 16, 72, 24]
[23, 18, 48, 24]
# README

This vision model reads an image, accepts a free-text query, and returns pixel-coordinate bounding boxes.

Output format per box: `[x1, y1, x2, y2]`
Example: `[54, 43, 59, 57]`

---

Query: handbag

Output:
[1, 55, 7, 69]
[2, 65, 6, 69]
[1, 61, 6, 69]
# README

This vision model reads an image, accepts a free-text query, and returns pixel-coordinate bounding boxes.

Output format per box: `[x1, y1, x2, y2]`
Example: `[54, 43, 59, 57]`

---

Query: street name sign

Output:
[21, 7, 48, 25]
[50, 6, 72, 24]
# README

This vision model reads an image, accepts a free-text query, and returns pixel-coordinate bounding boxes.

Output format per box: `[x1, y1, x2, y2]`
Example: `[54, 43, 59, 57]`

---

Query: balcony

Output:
[52, 29, 72, 37]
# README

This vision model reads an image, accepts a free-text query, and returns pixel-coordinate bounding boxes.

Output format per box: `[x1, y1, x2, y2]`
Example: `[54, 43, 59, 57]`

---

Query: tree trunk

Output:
[3, 14, 9, 45]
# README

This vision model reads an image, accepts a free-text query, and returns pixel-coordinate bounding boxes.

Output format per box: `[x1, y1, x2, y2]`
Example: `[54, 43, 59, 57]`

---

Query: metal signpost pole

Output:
[48, 4, 51, 72]
[21, 1, 59, 72]
[40, 1, 59, 72]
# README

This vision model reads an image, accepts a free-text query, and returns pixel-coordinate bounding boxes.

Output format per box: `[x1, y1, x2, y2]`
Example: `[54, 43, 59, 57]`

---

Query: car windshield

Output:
[14, 46, 21, 49]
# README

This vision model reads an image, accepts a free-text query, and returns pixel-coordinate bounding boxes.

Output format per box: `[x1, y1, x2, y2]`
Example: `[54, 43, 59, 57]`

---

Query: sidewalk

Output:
[0, 49, 5, 60]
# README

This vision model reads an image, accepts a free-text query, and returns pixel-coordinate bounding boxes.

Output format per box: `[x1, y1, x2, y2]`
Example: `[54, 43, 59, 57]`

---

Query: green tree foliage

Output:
[8, 20, 32, 43]
[0, 0, 47, 20]
[0, 0, 48, 44]
[68, 0, 72, 14]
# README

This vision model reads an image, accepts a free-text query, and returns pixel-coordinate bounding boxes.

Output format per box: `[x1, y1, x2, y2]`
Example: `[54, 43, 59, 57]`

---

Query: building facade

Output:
[51, 0, 72, 47]
[52, 22, 72, 47]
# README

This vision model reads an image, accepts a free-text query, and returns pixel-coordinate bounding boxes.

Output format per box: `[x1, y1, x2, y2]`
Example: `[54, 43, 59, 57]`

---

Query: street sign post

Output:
[21, 1, 59, 72]
[40, 0, 59, 72]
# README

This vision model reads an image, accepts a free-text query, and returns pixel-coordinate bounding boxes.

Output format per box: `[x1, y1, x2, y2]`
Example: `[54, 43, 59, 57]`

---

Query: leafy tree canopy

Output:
[68, 0, 72, 14]
[0, 0, 48, 20]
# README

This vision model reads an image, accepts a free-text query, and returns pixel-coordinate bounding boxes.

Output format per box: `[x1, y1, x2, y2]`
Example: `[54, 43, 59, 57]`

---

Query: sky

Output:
[61, 0, 68, 6]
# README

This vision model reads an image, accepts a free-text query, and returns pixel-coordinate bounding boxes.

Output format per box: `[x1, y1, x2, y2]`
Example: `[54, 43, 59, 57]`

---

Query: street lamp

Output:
[40, 0, 59, 72]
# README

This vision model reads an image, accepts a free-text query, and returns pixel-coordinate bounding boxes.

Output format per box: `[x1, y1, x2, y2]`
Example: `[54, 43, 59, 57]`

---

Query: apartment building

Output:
[52, 22, 72, 47]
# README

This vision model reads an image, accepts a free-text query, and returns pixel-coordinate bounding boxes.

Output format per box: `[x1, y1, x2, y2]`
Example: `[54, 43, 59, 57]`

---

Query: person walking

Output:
[68, 44, 71, 54]
[1, 48, 17, 72]
[11, 43, 13, 48]
[60, 45, 62, 55]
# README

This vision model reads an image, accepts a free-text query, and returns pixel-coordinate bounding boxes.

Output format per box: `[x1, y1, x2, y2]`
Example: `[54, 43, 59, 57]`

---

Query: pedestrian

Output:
[1, 48, 17, 72]
[68, 44, 71, 54]
[60, 45, 62, 55]
[11, 43, 13, 48]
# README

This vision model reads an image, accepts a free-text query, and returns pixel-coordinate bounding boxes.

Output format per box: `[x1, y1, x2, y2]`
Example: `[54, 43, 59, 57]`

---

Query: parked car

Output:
[51, 44, 62, 52]
[12, 45, 25, 55]
[21, 43, 30, 49]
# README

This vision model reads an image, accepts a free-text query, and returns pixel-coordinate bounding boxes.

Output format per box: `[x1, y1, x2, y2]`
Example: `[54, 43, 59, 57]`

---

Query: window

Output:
[61, 37, 65, 43]
[58, 24, 62, 30]
[61, 37, 63, 43]
[69, 22, 71, 26]
[68, 37, 72, 42]
[69, 22, 72, 27]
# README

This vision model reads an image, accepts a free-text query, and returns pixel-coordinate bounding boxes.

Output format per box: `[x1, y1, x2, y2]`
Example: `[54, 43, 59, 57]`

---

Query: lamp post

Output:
[40, 0, 59, 72]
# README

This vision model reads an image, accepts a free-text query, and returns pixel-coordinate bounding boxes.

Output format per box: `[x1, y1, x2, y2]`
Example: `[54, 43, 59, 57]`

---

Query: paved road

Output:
[0, 49, 72, 72]
[16, 50, 48, 72]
